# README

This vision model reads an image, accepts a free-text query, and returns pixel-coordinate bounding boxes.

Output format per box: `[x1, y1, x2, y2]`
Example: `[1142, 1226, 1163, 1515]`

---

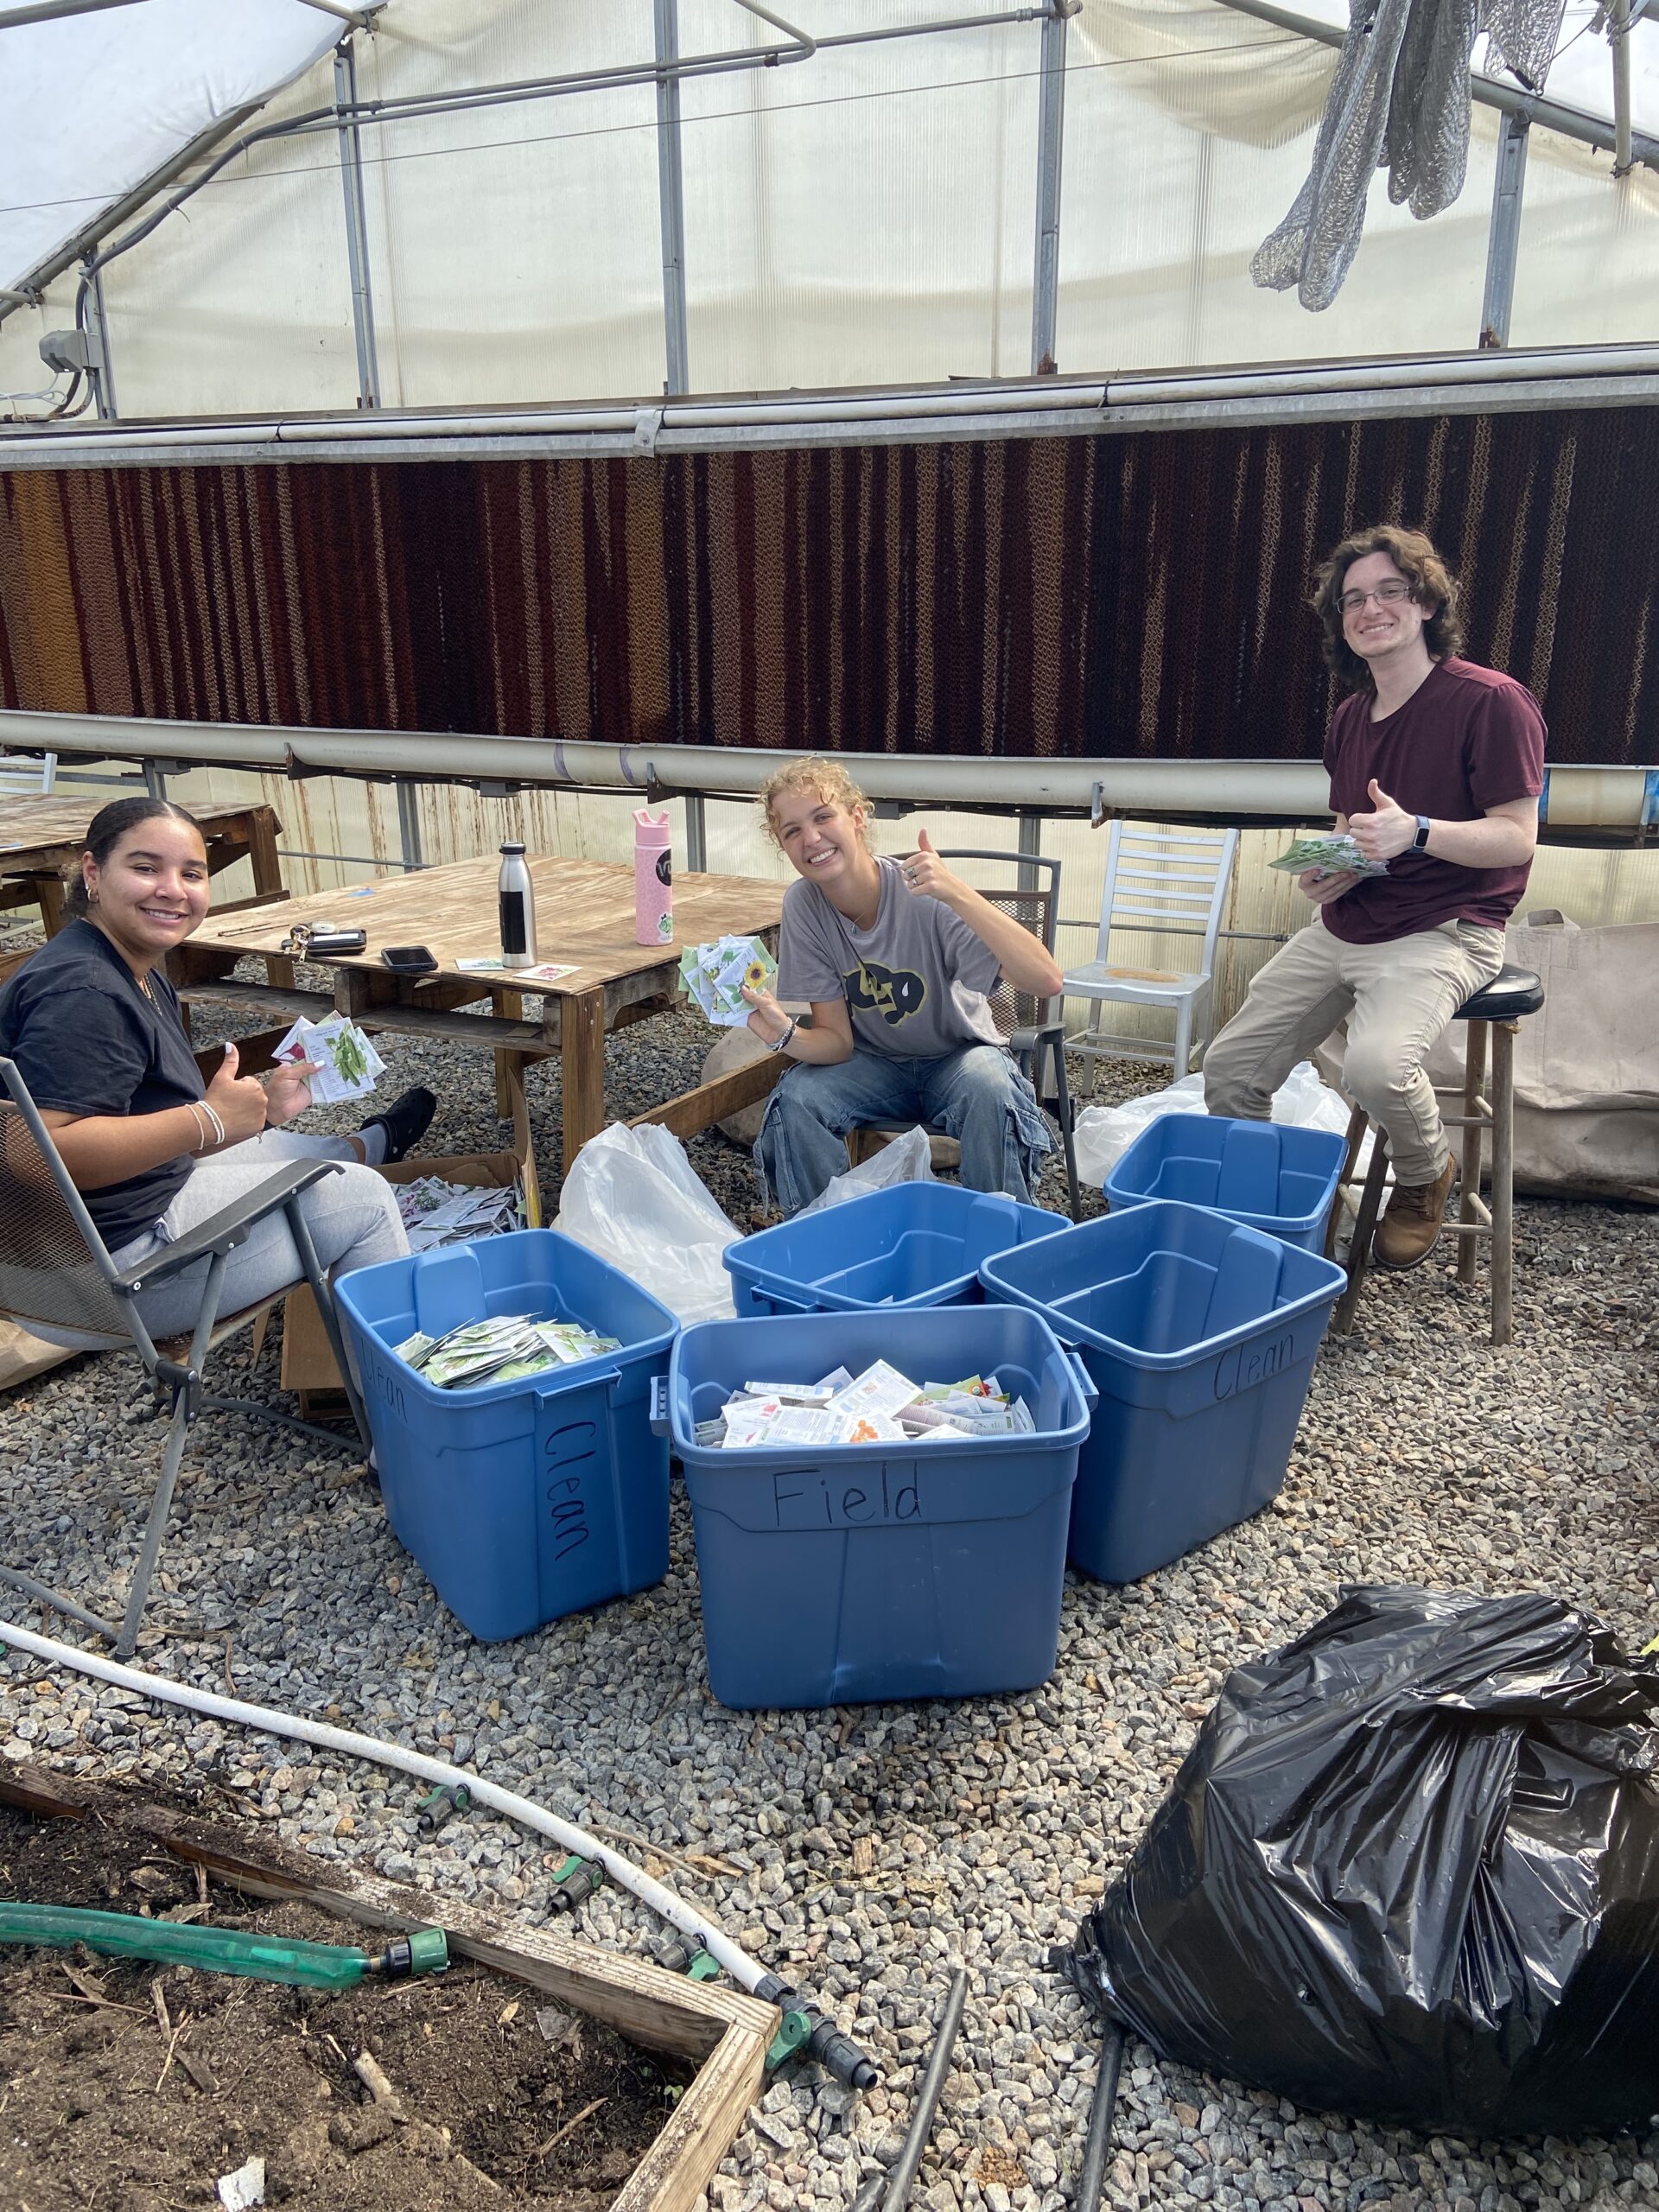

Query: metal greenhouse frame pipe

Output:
[334, 35, 381, 410]
[1216, 0, 1659, 171]
[1480, 111, 1531, 348]
[0, 0, 141, 24]
[3, 709, 1655, 841]
[1030, 1, 1073, 377]
[655, 0, 690, 399]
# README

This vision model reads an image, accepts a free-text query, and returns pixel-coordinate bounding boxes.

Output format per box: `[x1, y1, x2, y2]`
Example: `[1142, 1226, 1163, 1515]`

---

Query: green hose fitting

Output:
[765, 2006, 812, 2070]
[548, 1853, 605, 1916]
[0, 1903, 448, 1990]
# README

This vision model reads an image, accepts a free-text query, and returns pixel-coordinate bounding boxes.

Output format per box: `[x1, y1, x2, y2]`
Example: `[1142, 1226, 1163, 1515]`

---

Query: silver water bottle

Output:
[498, 842, 537, 969]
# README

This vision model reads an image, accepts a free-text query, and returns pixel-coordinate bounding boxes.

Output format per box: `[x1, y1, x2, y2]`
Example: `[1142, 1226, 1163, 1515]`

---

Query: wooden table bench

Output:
[0, 795, 291, 987]
[175, 852, 788, 1179]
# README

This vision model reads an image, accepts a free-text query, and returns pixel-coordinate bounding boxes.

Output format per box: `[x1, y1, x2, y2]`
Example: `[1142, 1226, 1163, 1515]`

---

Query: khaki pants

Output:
[1204, 916, 1504, 1186]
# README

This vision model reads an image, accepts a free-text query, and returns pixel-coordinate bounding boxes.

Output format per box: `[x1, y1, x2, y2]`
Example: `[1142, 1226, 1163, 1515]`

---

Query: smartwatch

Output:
[1412, 815, 1432, 852]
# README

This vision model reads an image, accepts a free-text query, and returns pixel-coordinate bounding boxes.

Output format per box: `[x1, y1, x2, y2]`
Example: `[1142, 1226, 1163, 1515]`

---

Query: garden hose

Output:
[0, 1901, 448, 1989]
[849, 1967, 967, 2211]
[0, 1618, 880, 2091]
[1073, 2021, 1127, 2212]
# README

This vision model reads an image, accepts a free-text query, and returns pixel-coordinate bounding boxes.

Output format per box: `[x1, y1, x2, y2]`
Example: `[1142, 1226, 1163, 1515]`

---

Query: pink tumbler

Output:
[633, 807, 673, 946]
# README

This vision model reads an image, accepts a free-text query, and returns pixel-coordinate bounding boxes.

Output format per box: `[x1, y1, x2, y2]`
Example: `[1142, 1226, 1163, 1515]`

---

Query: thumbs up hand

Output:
[900, 827, 965, 905]
[205, 1039, 273, 1143]
[1349, 776, 1418, 862]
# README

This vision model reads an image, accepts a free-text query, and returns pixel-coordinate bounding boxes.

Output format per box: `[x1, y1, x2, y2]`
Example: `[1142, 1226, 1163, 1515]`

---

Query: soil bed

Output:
[0, 1793, 687, 2212]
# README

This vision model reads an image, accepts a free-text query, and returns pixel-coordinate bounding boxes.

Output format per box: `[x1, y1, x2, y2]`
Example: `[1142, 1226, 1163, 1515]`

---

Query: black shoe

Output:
[359, 1086, 436, 1164]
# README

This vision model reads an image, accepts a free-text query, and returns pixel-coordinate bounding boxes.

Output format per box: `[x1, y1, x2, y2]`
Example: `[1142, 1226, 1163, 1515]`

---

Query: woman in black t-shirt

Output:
[0, 798, 433, 1338]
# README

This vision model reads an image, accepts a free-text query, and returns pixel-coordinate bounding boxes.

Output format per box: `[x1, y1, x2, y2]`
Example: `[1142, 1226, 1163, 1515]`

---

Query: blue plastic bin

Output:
[659, 1306, 1095, 1709]
[724, 1182, 1069, 1318]
[1104, 1116, 1346, 1254]
[335, 1231, 678, 1641]
[980, 1199, 1345, 1583]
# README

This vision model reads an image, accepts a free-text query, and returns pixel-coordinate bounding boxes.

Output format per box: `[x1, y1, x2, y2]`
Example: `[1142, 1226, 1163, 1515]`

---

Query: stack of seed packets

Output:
[695, 1359, 1036, 1449]
[394, 1313, 621, 1390]
[272, 1013, 385, 1103]
[1268, 833, 1389, 880]
[678, 935, 778, 1027]
[395, 1176, 524, 1253]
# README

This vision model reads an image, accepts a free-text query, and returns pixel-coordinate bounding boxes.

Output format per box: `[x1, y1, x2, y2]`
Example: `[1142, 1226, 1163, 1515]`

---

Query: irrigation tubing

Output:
[851, 1966, 969, 2212]
[1074, 2021, 1127, 2212]
[0, 1616, 767, 1991]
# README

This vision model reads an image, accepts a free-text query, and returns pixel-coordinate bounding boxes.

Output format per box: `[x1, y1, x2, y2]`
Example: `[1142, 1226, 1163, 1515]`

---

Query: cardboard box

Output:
[281, 1145, 540, 1411]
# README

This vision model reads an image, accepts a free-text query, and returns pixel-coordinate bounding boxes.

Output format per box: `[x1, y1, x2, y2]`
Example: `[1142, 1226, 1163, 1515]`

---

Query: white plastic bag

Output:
[795, 1124, 936, 1218]
[554, 1122, 739, 1325]
[1071, 1063, 1375, 1190]
[1072, 1075, 1207, 1184]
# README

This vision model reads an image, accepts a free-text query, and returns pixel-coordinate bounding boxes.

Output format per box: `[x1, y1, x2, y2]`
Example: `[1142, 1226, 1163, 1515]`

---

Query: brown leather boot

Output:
[1372, 1156, 1457, 1272]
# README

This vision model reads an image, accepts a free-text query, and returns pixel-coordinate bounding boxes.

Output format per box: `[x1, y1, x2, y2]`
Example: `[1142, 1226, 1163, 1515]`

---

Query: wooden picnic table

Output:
[174, 852, 788, 1180]
[0, 795, 287, 935]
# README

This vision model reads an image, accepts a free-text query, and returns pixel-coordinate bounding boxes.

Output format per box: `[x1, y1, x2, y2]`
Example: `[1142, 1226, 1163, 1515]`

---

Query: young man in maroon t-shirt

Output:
[1205, 524, 1545, 1271]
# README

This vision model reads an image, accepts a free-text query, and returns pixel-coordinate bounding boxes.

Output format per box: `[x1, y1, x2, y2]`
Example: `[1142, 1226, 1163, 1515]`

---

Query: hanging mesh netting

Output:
[1252, 0, 1568, 312]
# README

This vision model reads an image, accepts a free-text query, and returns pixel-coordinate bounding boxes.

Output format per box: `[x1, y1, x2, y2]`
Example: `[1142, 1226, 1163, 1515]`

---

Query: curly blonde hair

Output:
[757, 756, 872, 851]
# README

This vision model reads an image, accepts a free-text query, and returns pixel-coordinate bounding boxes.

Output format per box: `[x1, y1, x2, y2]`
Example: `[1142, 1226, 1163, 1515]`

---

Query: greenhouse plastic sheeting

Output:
[0, 1, 340, 297]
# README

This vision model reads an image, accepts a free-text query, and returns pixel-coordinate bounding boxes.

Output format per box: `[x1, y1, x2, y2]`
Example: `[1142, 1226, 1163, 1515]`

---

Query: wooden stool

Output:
[1329, 963, 1545, 1346]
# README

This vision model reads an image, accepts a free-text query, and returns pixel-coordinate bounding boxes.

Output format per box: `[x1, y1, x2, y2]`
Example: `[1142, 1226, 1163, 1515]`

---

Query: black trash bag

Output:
[1062, 1585, 1659, 2137]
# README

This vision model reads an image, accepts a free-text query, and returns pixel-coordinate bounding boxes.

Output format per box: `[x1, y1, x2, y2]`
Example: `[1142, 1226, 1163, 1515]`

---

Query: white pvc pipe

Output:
[0, 1617, 769, 1993]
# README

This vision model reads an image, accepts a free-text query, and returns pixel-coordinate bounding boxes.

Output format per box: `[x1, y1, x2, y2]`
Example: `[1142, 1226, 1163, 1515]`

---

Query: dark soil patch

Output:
[0, 1798, 689, 2211]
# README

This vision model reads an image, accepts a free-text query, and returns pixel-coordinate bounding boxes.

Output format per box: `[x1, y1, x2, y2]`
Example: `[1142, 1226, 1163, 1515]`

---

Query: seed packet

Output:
[837, 1412, 907, 1445]
[678, 934, 779, 1027]
[1268, 833, 1389, 880]
[273, 1013, 385, 1103]
[827, 1360, 923, 1422]
[743, 1381, 835, 1406]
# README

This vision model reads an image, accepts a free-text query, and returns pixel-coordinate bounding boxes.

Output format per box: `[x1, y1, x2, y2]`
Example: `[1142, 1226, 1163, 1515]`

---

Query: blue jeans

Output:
[754, 1044, 1055, 1217]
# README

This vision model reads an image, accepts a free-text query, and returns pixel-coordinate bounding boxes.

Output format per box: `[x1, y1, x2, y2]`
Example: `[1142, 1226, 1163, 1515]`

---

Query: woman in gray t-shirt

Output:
[743, 759, 1060, 1217]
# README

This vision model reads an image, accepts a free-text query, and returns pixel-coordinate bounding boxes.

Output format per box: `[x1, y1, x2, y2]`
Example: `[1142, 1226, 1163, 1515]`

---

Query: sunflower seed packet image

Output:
[678, 934, 777, 1027]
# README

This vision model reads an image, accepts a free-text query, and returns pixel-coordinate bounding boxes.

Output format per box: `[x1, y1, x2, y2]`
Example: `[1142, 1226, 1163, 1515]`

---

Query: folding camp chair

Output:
[844, 849, 1083, 1221]
[0, 1057, 370, 1658]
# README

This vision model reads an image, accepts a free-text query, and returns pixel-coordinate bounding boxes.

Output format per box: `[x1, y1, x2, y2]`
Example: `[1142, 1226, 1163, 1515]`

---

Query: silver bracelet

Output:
[185, 1102, 211, 1153]
[767, 1014, 798, 1056]
[199, 1098, 226, 1149]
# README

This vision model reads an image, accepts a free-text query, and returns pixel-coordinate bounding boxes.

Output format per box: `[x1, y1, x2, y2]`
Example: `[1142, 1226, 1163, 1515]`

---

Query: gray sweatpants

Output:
[110, 1130, 408, 1340]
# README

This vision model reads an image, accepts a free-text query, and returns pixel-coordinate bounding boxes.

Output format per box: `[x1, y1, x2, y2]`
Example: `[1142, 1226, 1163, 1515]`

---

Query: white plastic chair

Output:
[0, 752, 55, 795]
[1064, 823, 1239, 1083]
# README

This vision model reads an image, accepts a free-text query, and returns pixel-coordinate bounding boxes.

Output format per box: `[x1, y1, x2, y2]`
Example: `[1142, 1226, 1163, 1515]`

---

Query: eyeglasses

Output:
[1338, 581, 1414, 615]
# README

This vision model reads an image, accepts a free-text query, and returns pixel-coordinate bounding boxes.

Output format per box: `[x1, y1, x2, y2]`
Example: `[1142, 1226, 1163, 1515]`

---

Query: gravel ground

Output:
[3, 995, 1657, 2212]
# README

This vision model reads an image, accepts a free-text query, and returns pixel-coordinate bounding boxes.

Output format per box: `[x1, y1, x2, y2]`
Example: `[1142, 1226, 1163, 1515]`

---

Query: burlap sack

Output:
[1319, 914, 1659, 1205]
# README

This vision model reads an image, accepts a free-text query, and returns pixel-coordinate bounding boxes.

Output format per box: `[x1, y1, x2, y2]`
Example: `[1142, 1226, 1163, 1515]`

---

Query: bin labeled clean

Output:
[661, 1306, 1094, 1709]
[336, 1231, 678, 1640]
[1105, 1116, 1346, 1255]
[725, 1181, 1069, 1318]
[980, 1199, 1345, 1583]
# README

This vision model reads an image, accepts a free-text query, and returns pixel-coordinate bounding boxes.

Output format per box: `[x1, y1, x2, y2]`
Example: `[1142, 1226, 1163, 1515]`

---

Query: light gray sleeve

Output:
[775, 885, 849, 1004]
[932, 900, 1002, 997]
